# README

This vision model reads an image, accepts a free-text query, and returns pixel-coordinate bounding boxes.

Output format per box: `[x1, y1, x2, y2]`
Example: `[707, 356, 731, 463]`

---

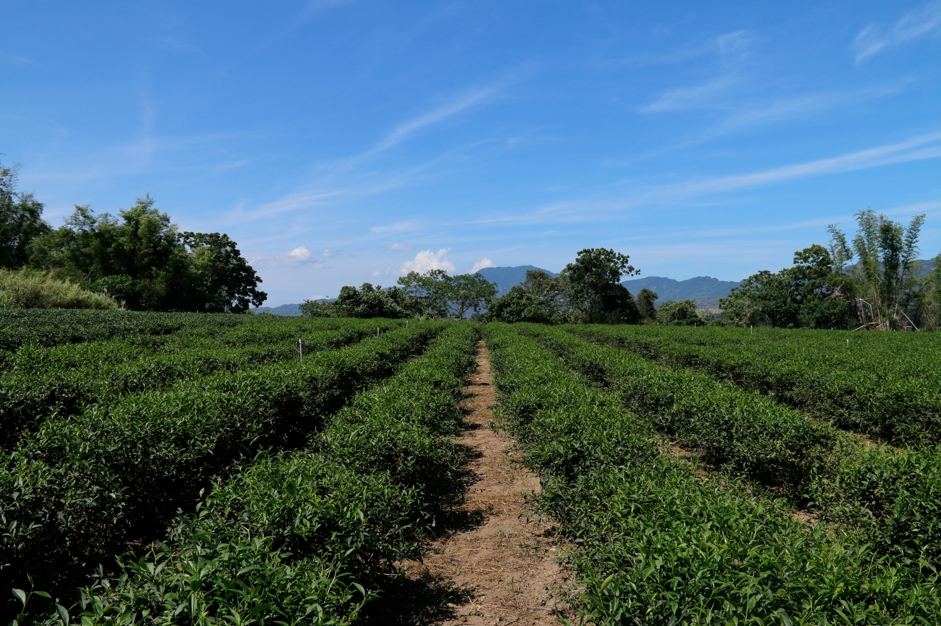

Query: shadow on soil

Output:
[360, 434, 486, 625]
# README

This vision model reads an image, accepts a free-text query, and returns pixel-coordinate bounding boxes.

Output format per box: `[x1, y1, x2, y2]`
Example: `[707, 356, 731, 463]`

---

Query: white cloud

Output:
[388, 242, 414, 252]
[637, 30, 754, 114]
[370, 85, 502, 155]
[665, 130, 941, 196]
[462, 130, 941, 228]
[288, 246, 311, 261]
[371, 221, 417, 234]
[323, 249, 335, 258]
[854, 2, 941, 61]
[716, 30, 752, 54]
[470, 258, 496, 273]
[371, 271, 382, 278]
[400, 248, 457, 275]
[639, 77, 736, 113]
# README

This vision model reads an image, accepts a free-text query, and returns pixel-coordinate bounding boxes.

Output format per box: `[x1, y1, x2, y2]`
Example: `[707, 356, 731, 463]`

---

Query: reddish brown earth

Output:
[390, 343, 576, 625]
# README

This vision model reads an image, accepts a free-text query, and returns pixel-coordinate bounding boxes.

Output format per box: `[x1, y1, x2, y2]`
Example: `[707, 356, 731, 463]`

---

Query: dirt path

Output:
[399, 342, 574, 625]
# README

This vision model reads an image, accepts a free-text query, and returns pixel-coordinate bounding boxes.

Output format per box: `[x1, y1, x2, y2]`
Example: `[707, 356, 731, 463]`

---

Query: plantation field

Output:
[2, 310, 480, 624]
[3, 311, 941, 624]
[491, 323, 941, 624]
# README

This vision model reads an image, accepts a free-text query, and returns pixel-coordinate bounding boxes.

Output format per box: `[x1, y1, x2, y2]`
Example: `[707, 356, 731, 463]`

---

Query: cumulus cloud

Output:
[288, 246, 311, 261]
[400, 248, 457, 275]
[323, 249, 336, 258]
[470, 258, 496, 273]
[251, 246, 326, 268]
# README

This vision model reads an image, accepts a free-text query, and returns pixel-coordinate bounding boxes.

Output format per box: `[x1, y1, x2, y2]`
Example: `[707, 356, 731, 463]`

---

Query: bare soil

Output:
[384, 342, 575, 625]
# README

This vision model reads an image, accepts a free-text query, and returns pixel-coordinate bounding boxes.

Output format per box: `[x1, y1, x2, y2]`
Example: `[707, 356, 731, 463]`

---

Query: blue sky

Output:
[3, 1, 941, 305]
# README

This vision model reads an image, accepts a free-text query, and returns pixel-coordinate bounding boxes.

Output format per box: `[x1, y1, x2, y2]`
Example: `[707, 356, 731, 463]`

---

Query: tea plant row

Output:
[23, 323, 480, 624]
[572, 324, 941, 448]
[2, 321, 444, 612]
[521, 324, 941, 578]
[0, 319, 400, 447]
[486, 323, 941, 623]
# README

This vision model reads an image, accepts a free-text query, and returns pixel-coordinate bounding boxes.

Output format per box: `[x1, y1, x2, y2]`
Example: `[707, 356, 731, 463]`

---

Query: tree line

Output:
[0, 161, 266, 312]
[720, 210, 941, 330]
[303, 248, 651, 324]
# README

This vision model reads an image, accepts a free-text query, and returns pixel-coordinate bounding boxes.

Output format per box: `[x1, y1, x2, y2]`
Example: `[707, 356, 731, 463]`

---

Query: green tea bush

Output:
[0, 323, 380, 447]
[573, 324, 941, 448]
[485, 323, 941, 623]
[530, 324, 941, 575]
[1, 323, 443, 604]
[38, 323, 481, 623]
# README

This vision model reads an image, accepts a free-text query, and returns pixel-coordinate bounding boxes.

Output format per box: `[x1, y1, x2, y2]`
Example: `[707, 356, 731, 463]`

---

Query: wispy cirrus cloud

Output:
[236, 82, 508, 221]
[461, 131, 941, 228]
[639, 76, 736, 113]
[664, 130, 941, 197]
[384, 242, 414, 252]
[853, 1, 941, 62]
[326, 82, 506, 172]
[713, 83, 906, 132]
[1, 53, 34, 67]
[637, 31, 752, 113]
[371, 221, 418, 234]
[297, 0, 356, 21]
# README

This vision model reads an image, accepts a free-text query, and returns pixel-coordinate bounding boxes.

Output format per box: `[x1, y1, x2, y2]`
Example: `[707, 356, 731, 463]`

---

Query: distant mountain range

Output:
[254, 302, 304, 315]
[476, 265, 558, 296]
[254, 266, 745, 315]
[479, 266, 741, 309]
[622, 275, 743, 309]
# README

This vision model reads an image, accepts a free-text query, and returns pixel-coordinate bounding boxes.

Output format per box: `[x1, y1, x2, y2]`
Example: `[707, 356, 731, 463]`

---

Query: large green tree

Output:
[0, 162, 51, 269]
[447, 273, 497, 319]
[182, 232, 267, 313]
[637, 287, 658, 323]
[561, 248, 640, 324]
[396, 269, 452, 318]
[484, 269, 568, 323]
[300, 283, 409, 318]
[720, 245, 854, 329]
[31, 197, 265, 312]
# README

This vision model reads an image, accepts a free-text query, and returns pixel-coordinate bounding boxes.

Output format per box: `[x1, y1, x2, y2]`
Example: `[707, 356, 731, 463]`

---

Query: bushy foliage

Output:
[300, 283, 410, 318]
[566, 324, 941, 570]
[30, 198, 265, 312]
[0, 268, 119, 309]
[486, 250, 643, 325]
[720, 244, 856, 329]
[0, 162, 51, 269]
[581, 323, 941, 448]
[654, 298, 705, 325]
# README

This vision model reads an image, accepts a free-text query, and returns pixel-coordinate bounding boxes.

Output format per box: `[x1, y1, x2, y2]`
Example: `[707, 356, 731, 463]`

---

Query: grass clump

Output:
[0, 268, 120, 309]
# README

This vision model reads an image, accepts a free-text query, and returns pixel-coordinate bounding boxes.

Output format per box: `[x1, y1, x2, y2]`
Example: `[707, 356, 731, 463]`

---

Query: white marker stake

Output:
[377, 327, 380, 338]
[299, 338, 303, 363]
